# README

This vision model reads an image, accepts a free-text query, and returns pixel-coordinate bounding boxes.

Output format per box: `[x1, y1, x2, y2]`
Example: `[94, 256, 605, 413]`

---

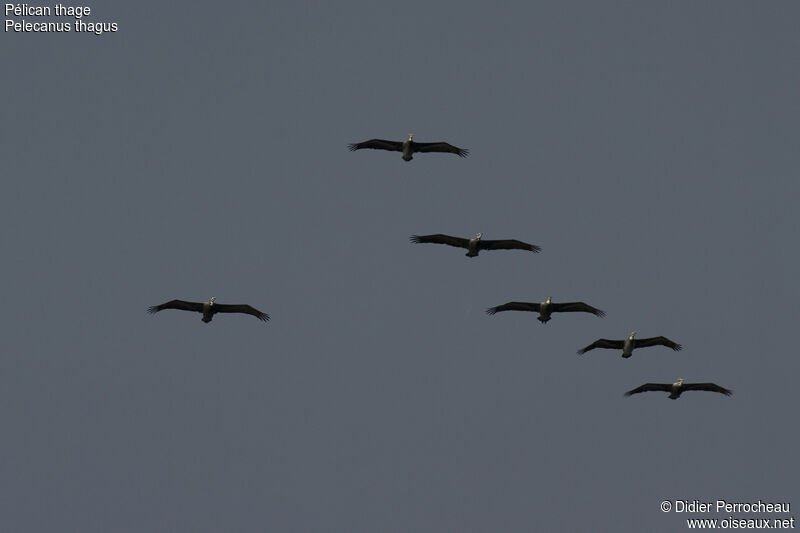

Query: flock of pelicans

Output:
[148, 134, 732, 401]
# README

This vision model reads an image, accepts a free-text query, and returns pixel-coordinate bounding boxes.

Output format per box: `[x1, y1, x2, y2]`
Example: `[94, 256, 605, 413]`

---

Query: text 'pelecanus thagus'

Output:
[486, 296, 604, 323]
[147, 297, 270, 323]
[625, 378, 732, 399]
[348, 134, 468, 161]
[577, 331, 681, 358]
[410, 232, 540, 257]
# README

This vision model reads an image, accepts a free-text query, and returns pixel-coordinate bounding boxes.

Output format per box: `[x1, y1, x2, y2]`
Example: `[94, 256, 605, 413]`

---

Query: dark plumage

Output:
[147, 297, 269, 323]
[486, 296, 604, 323]
[577, 331, 681, 358]
[410, 232, 540, 257]
[625, 378, 732, 399]
[348, 134, 468, 161]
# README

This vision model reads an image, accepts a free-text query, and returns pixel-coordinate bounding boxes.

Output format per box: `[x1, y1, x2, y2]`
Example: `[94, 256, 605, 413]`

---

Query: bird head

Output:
[475, 232, 483, 239]
[407, 133, 414, 141]
[209, 297, 216, 305]
[545, 296, 552, 304]
[629, 331, 637, 339]
[675, 378, 684, 386]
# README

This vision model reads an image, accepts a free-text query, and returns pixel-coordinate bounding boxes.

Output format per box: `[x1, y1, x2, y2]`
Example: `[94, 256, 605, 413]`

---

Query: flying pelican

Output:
[147, 297, 269, 323]
[348, 134, 468, 161]
[577, 331, 681, 358]
[486, 296, 605, 323]
[410, 232, 541, 257]
[625, 378, 732, 399]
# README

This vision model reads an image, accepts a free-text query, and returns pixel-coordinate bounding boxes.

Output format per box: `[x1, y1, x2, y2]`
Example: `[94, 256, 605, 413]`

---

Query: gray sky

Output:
[2, 2, 798, 531]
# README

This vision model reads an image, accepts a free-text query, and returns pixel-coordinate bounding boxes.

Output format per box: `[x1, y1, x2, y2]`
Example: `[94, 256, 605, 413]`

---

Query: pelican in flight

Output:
[147, 297, 270, 323]
[348, 134, 468, 161]
[410, 232, 541, 257]
[486, 296, 605, 323]
[625, 378, 732, 399]
[577, 331, 681, 358]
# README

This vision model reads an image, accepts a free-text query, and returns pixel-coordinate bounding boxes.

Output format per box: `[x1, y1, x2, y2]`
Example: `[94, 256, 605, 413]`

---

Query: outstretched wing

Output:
[213, 304, 270, 322]
[486, 301, 541, 315]
[412, 142, 469, 157]
[681, 383, 732, 396]
[550, 302, 605, 317]
[577, 338, 624, 355]
[634, 336, 682, 351]
[147, 299, 204, 314]
[478, 239, 541, 253]
[348, 139, 403, 152]
[410, 234, 470, 248]
[624, 383, 672, 396]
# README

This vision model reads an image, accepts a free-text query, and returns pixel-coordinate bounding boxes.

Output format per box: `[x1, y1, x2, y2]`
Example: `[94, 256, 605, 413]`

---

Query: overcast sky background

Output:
[2, 2, 798, 531]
